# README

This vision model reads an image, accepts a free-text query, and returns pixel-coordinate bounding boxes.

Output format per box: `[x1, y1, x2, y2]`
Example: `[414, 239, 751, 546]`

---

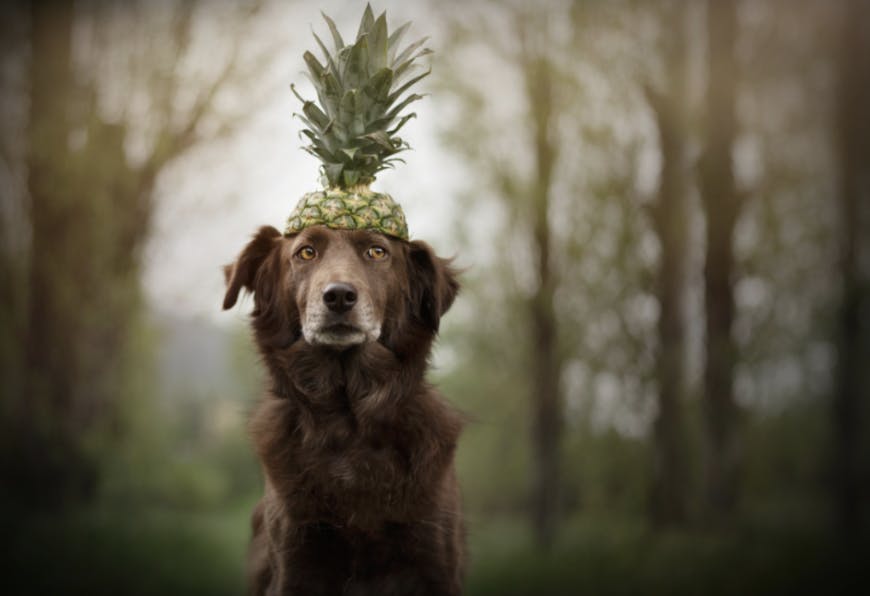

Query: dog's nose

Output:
[323, 283, 357, 313]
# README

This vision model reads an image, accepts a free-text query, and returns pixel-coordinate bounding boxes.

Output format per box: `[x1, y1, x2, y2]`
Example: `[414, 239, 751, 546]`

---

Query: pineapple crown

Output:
[292, 3, 432, 190]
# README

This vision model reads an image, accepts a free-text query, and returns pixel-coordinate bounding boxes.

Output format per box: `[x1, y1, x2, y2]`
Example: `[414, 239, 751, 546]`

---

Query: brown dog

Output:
[223, 225, 465, 595]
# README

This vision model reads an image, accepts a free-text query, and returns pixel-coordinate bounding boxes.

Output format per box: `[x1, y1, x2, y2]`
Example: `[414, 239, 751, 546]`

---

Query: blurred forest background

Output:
[1, 0, 869, 594]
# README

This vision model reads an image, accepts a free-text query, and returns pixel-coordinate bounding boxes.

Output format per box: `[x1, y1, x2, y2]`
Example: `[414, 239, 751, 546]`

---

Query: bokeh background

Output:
[1, 0, 869, 594]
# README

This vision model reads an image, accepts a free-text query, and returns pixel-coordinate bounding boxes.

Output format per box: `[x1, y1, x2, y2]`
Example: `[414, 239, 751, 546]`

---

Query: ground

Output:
[3, 497, 865, 596]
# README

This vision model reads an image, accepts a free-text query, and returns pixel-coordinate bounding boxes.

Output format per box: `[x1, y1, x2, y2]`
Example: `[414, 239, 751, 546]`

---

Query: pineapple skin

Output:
[284, 188, 409, 241]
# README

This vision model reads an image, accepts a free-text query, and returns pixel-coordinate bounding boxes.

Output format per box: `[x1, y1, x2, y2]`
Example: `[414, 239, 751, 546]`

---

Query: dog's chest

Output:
[286, 403, 409, 507]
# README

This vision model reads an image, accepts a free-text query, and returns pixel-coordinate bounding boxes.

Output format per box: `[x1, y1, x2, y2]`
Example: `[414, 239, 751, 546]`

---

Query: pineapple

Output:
[284, 4, 432, 241]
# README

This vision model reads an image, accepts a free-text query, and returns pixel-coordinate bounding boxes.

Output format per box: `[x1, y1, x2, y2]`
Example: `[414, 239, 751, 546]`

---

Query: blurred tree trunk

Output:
[19, 0, 143, 507]
[833, 0, 870, 538]
[699, 0, 741, 519]
[524, 52, 561, 548]
[436, 5, 570, 541]
[645, 3, 691, 526]
[15, 0, 95, 507]
[3, 0, 262, 509]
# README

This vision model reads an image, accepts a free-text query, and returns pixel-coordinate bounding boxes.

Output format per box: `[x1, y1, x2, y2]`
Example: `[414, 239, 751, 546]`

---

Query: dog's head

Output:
[222, 225, 459, 352]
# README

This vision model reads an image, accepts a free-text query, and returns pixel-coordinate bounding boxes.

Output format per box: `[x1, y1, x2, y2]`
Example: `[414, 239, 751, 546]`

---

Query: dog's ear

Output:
[408, 240, 460, 332]
[223, 226, 282, 310]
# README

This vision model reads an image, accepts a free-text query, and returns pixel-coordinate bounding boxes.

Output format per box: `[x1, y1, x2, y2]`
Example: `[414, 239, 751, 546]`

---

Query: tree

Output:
[523, 47, 562, 549]
[643, 0, 692, 525]
[436, 1, 573, 547]
[699, 0, 741, 519]
[1, 0, 272, 508]
[832, 0, 870, 538]
[438, 0, 681, 540]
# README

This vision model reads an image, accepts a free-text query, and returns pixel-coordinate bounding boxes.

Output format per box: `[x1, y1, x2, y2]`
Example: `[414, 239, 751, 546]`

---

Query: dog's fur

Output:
[223, 225, 465, 595]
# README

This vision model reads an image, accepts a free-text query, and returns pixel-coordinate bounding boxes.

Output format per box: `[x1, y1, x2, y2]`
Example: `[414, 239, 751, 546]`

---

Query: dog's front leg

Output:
[247, 499, 272, 595]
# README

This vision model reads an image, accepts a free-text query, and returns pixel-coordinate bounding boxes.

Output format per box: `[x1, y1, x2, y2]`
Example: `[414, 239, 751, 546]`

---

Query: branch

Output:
[642, 80, 667, 125]
[150, 0, 197, 130]
[139, 0, 271, 179]
[109, 3, 269, 225]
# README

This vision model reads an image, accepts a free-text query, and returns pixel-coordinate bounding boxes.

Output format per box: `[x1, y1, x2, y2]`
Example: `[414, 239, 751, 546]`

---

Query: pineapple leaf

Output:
[385, 93, 424, 122]
[387, 22, 411, 62]
[312, 31, 341, 83]
[363, 111, 409, 134]
[301, 128, 337, 154]
[343, 170, 361, 187]
[321, 11, 344, 52]
[352, 109, 366, 137]
[356, 3, 375, 40]
[387, 112, 416, 136]
[290, 83, 307, 104]
[393, 36, 430, 68]
[393, 48, 433, 82]
[302, 101, 330, 130]
[302, 145, 338, 164]
[343, 35, 369, 90]
[341, 147, 359, 160]
[301, 129, 323, 150]
[295, 5, 432, 189]
[323, 163, 344, 184]
[369, 12, 389, 73]
[294, 113, 321, 134]
[303, 51, 326, 82]
[363, 68, 393, 103]
[302, 72, 338, 122]
[388, 68, 430, 104]
[363, 130, 395, 151]
[330, 120, 349, 144]
[378, 156, 407, 171]
[338, 89, 357, 131]
[316, 72, 342, 118]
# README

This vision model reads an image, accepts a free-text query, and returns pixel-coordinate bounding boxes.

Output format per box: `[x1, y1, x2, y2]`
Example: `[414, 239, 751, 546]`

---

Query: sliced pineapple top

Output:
[284, 188, 409, 240]
[293, 3, 432, 190]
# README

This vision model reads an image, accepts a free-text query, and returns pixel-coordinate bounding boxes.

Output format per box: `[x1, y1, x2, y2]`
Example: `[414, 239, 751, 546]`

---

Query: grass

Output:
[465, 504, 867, 596]
[2, 498, 867, 595]
[2, 498, 255, 596]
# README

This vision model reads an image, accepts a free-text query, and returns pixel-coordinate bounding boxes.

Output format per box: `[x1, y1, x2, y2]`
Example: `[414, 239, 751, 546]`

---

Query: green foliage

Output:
[294, 3, 431, 188]
[5, 0, 261, 508]
[436, 274, 533, 515]
[3, 502, 254, 596]
[464, 509, 865, 596]
[741, 402, 830, 502]
[97, 318, 261, 511]
[4, 502, 864, 596]
[562, 429, 649, 514]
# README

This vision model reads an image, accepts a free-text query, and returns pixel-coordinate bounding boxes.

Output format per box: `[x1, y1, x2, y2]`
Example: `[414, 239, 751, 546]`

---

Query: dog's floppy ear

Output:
[407, 240, 460, 332]
[223, 226, 282, 310]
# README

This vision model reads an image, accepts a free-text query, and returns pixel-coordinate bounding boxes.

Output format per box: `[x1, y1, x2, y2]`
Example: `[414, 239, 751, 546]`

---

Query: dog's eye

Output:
[366, 246, 388, 260]
[296, 246, 317, 261]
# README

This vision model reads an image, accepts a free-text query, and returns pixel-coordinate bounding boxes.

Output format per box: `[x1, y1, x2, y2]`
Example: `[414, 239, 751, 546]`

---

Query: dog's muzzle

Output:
[301, 282, 381, 348]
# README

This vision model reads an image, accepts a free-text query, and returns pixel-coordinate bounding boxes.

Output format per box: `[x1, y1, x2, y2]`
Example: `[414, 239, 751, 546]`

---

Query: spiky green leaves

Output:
[293, 3, 432, 189]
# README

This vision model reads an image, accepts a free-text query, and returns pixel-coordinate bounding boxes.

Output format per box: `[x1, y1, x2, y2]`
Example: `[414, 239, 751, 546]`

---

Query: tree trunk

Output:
[526, 54, 561, 549]
[13, 0, 97, 508]
[833, 0, 870, 538]
[16, 0, 145, 509]
[646, 4, 691, 526]
[2, 0, 254, 510]
[700, 0, 740, 520]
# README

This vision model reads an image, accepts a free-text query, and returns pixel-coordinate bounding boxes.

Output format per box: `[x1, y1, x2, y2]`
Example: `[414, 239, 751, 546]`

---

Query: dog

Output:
[223, 224, 465, 595]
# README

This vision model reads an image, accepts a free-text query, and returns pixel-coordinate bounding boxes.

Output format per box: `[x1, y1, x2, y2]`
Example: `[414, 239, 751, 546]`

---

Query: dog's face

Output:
[223, 225, 458, 352]
[289, 226, 401, 347]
